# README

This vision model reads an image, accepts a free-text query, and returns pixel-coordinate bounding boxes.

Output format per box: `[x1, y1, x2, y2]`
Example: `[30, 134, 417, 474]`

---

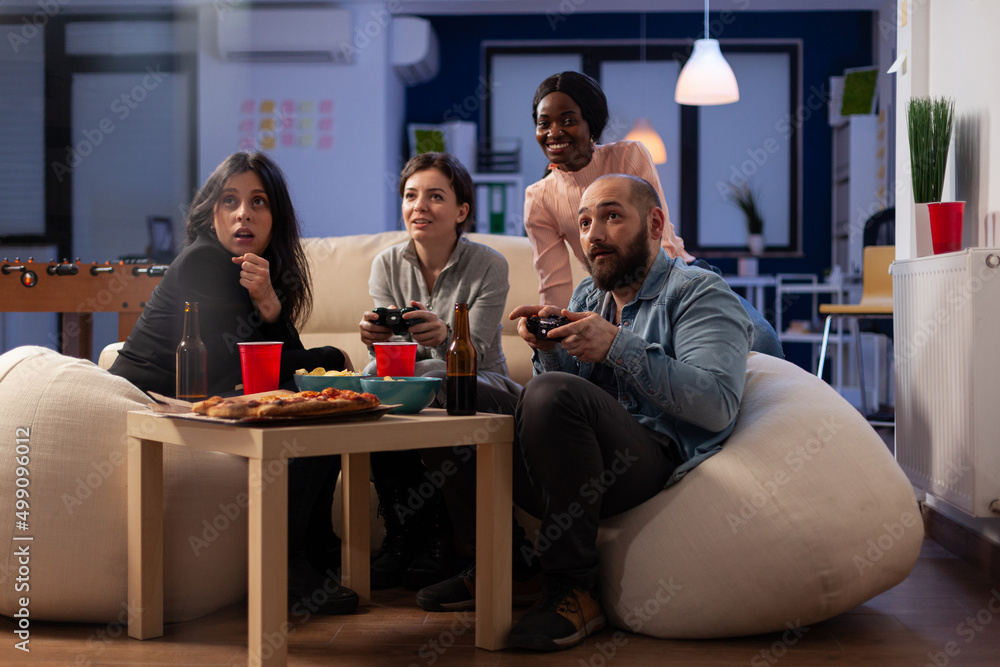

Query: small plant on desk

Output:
[726, 181, 765, 255]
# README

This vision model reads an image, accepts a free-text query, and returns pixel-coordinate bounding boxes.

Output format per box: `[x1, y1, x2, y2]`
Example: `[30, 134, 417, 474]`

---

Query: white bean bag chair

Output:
[597, 352, 922, 638]
[0, 346, 248, 623]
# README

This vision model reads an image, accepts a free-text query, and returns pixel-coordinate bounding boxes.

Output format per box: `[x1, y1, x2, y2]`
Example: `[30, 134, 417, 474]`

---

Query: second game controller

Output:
[525, 315, 571, 340]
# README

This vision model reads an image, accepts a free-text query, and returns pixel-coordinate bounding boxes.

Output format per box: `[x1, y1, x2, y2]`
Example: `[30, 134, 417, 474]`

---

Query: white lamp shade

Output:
[674, 39, 740, 106]
[623, 117, 667, 164]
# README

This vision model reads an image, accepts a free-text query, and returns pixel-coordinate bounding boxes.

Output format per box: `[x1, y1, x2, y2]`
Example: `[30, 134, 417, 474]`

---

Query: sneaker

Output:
[415, 557, 542, 611]
[509, 580, 606, 651]
[287, 554, 359, 616]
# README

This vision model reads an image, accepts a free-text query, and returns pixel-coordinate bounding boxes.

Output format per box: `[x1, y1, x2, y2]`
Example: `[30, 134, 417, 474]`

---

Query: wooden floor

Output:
[2, 534, 999, 666]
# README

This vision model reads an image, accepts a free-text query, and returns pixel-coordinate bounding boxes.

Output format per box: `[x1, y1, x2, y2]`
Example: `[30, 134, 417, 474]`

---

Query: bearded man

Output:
[416, 173, 752, 652]
[504, 173, 752, 650]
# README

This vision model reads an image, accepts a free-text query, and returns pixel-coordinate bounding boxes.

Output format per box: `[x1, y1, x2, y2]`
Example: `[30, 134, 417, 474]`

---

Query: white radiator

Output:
[893, 248, 1000, 518]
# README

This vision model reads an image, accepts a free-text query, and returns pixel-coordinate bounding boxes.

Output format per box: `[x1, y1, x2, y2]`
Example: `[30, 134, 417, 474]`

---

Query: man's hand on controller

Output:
[554, 310, 618, 364]
[510, 305, 562, 351]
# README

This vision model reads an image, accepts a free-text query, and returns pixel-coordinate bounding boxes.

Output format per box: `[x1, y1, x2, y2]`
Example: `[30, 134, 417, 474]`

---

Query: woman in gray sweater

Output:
[358, 152, 520, 591]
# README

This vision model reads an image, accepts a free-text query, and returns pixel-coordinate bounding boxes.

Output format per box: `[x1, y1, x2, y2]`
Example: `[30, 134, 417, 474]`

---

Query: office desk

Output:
[723, 275, 776, 315]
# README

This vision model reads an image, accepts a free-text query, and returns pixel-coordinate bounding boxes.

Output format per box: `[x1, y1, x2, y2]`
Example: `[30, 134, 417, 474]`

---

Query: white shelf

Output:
[830, 115, 887, 277]
[471, 173, 523, 236]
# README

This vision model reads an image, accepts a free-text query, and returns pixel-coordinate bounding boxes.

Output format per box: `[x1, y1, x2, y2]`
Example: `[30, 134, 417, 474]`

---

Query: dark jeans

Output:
[418, 372, 527, 550]
[422, 372, 682, 590]
[288, 455, 340, 558]
[516, 373, 680, 589]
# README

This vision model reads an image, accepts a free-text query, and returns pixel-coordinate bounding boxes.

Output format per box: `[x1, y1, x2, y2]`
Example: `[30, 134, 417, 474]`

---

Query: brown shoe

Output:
[509, 580, 606, 651]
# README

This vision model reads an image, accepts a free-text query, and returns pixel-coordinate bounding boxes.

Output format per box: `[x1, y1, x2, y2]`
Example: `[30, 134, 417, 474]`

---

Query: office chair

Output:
[816, 245, 895, 425]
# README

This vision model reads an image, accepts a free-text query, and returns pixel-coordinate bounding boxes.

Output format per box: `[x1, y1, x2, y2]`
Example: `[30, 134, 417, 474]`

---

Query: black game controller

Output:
[525, 315, 571, 340]
[372, 306, 425, 336]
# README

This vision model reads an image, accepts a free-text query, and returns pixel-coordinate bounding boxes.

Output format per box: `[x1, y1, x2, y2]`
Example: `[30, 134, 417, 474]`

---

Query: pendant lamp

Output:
[674, 0, 739, 106]
[624, 13, 668, 165]
[624, 117, 667, 164]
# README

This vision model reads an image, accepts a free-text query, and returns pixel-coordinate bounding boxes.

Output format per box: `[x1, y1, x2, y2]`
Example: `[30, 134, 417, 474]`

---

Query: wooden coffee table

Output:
[126, 408, 514, 667]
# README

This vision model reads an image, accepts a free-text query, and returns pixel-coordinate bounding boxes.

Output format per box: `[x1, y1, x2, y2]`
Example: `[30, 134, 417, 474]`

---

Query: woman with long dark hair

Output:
[110, 150, 358, 615]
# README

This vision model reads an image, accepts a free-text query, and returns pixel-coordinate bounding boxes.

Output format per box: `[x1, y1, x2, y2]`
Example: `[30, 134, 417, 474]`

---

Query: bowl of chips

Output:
[359, 376, 441, 414]
[293, 367, 368, 393]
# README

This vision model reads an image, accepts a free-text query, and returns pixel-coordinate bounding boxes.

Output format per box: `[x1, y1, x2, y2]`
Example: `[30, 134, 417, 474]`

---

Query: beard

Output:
[584, 221, 652, 292]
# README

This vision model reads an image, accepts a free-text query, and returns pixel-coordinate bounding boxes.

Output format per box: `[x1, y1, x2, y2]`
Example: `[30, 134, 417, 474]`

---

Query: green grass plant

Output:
[726, 181, 764, 235]
[907, 96, 955, 203]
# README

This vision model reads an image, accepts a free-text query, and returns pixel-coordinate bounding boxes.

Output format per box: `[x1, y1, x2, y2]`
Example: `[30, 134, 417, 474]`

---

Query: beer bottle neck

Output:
[453, 303, 470, 337]
[182, 302, 201, 340]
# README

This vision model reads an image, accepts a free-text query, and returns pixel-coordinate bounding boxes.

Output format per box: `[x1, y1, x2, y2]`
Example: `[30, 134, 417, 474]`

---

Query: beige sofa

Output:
[3, 231, 923, 640]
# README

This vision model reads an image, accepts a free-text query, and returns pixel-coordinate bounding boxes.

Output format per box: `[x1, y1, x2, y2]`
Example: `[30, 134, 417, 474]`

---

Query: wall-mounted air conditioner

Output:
[217, 7, 353, 63]
[392, 16, 438, 86]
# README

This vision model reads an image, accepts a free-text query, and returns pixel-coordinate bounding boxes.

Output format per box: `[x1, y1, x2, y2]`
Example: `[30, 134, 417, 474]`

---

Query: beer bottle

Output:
[446, 303, 477, 415]
[176, 301, 208, 401]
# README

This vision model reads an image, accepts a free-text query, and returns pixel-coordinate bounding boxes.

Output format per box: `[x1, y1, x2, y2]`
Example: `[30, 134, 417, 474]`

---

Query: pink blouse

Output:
[523, 140, 693, 308]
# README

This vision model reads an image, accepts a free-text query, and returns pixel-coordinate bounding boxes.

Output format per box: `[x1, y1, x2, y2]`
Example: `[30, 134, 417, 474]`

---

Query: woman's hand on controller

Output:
[359, 308, 394, 347]
[233, 253, 281, 323]
[405, 300, 448, 348]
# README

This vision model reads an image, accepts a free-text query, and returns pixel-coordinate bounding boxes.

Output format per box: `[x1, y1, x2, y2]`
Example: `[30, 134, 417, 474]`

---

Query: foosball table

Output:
[1, 257, 167, 359]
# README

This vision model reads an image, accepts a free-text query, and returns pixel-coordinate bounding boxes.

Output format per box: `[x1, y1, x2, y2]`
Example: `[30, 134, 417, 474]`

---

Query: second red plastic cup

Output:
[374, 341, 417, 377]
[238, 341, 283, 395]
[928, 201, 965, 254]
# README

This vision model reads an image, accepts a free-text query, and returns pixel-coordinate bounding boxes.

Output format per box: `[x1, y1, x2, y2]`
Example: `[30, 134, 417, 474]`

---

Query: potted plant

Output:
[906, 96, 961, 254]
[726, 181, 765, 256]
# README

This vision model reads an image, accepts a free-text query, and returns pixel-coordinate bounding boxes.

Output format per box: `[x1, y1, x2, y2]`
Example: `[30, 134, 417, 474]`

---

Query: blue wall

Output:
[406, 11, 874, 366]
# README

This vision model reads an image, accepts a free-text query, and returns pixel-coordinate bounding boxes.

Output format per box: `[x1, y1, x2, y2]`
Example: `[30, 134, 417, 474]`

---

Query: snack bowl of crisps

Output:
[293, 367, 368, 393]
[359, 376, 441, 414]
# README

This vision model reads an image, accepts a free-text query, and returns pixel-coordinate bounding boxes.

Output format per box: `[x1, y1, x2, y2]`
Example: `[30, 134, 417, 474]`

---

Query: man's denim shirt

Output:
[532, 249, 752, 487]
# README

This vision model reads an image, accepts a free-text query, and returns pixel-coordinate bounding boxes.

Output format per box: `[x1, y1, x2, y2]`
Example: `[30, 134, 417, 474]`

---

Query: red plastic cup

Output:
[238, 341, 283, 395]
[928, 201, 965, 254]
[373, 341, 417, 377]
